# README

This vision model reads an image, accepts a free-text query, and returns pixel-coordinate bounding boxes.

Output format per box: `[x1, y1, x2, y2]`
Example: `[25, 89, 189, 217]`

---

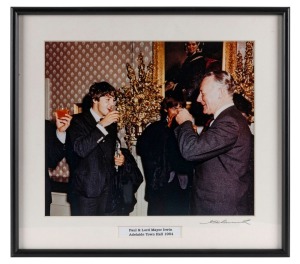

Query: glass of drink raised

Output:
[56, 105, 69, 119]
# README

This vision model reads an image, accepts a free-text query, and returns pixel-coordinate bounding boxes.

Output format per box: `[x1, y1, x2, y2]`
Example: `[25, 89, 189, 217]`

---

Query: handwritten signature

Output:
[199, 219, 251, 225]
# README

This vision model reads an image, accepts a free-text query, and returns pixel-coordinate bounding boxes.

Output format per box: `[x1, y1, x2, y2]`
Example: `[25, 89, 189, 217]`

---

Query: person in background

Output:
[45, 113, 72, 216]
[164, 78, 184, 99]
[233, 93, 253, 126]
[175, 71, 253, 215]
[137, 94, 193, 215]
[233, 93, 254, 214]
[179, 41, 206, 100]
[66, 82, 125, 216]
[179, 41, 211, 127]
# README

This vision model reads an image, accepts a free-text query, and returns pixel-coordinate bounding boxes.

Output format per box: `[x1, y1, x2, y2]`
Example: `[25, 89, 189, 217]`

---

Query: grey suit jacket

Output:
[175, 106, 253, 215]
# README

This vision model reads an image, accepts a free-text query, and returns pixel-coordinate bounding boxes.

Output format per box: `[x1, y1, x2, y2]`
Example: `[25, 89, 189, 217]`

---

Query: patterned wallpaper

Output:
[45, 41, 153, 181]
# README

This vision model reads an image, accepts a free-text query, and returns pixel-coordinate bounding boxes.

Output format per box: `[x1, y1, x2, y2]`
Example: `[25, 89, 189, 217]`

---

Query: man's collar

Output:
[90, 108, 102, 122]
[214, 102, 234, 120]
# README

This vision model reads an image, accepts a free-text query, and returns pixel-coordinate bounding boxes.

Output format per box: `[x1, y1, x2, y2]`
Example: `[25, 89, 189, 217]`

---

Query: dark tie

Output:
[200, 117, 214, 135]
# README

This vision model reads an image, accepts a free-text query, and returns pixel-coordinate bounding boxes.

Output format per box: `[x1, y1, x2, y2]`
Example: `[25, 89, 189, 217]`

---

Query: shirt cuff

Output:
[56, 130, 66, 144]
[96, 123, 109, 136]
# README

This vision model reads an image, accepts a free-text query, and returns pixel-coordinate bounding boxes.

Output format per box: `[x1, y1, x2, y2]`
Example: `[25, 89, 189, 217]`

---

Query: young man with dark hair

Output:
[67, 82, 125, 216]
[137, 95, 193, 215]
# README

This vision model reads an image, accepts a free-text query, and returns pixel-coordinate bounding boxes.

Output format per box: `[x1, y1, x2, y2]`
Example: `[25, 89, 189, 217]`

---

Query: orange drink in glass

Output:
[56, 106, 69, 119]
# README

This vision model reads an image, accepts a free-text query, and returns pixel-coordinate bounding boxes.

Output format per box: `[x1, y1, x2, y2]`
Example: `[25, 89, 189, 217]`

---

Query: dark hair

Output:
[160, 95, 186, 119]
[88, 82, 116, 101]
[233, 93, 253, 116]
[81, 93, 93, 112]
[203, 71, 236, 94]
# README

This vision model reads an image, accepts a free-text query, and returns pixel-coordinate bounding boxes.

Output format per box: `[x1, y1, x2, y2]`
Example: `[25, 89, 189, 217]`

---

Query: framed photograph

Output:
[11, 7, 290, 257]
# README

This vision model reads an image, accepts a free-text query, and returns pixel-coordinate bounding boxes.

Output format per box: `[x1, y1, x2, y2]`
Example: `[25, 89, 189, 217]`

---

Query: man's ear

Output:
[219, 87, 227, 98]
[92, 98, 98, 104]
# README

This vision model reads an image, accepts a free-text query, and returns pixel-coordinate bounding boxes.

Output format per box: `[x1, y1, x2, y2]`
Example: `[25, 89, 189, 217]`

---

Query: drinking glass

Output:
[56, 105, 69, 119]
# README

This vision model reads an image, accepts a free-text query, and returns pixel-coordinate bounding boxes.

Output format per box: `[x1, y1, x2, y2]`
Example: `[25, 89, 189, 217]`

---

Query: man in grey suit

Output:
[175, 71, 253, 215]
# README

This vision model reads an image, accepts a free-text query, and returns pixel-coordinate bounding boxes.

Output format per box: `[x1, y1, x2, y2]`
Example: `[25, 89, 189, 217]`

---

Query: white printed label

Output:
[119, 226, 181, 237]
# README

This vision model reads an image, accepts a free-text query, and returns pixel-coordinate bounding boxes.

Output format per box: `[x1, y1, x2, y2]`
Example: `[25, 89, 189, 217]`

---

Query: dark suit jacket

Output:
[137, 119, 193, 201]
[45, 120, 65, 215]
[66, 110, 117, 198]
[175, 106, 253, 215]
[179, 51, 206, 99]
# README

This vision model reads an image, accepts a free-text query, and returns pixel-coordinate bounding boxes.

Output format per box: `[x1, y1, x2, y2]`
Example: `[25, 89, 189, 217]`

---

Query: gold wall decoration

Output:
[116, 52, 163, 149]
[224, 42, 238, 75]
[232, 41, 255, 123]
[152, 42, 165, 96]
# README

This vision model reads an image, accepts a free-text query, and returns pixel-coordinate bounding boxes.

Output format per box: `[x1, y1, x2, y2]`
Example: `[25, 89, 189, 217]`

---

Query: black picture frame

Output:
[11, 6, 290, 257]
